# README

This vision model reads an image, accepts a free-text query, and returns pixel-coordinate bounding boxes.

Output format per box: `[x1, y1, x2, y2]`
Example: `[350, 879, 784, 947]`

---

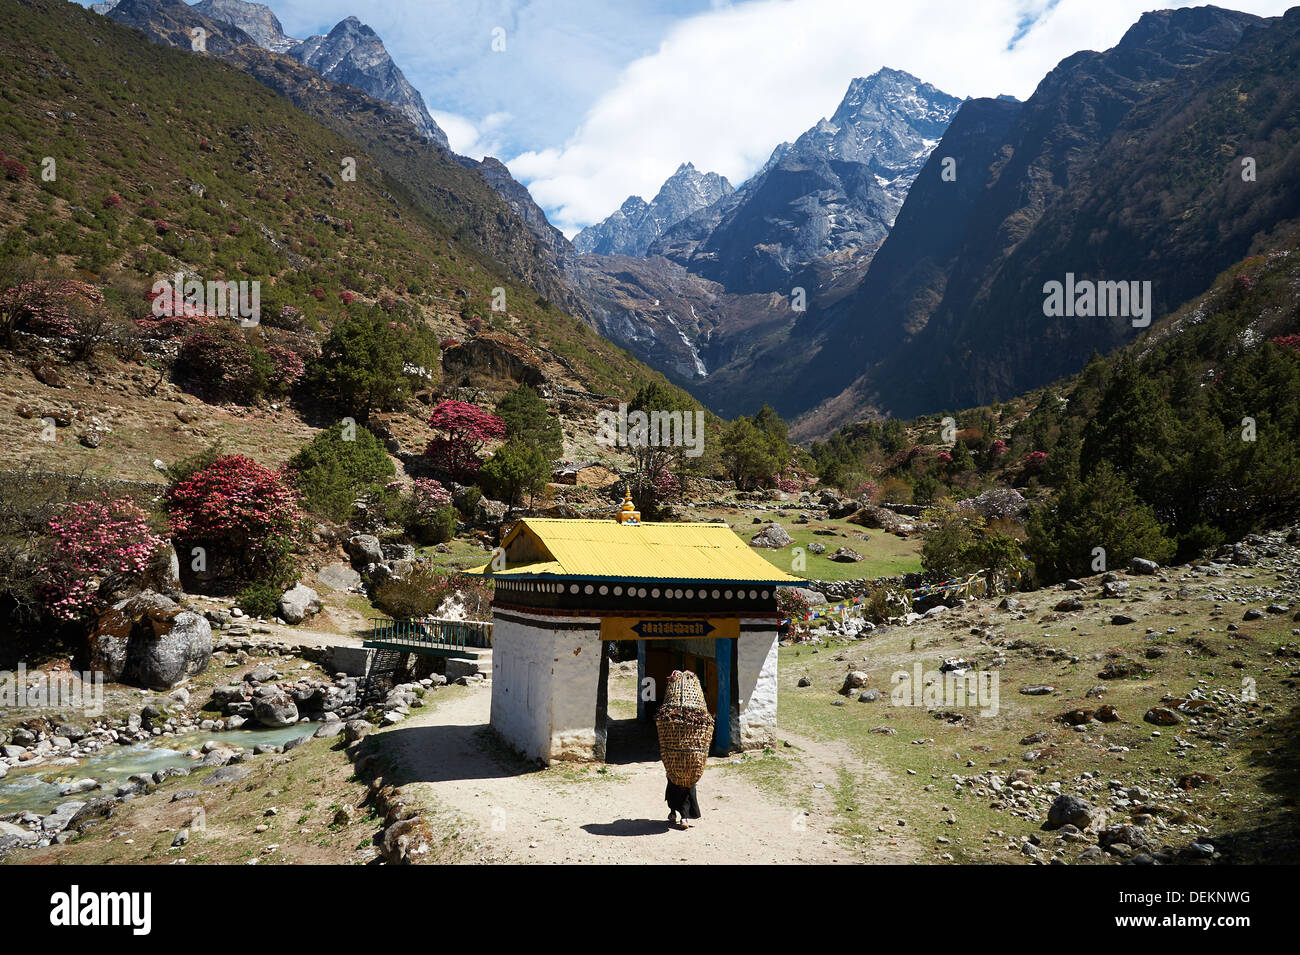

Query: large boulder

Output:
[88, 591, 212, 690]
[345, 535, 383, 568]
[1045, 794, 1093, 830]
[750, 524, 793, 549]
[317, 561, 362, 592]
[475, 497, 508, 523]
[252, 687, 299, 728]
[790, 587, 827, 607]
[846, 505, 904, 532]
[277, 584, 322, 625]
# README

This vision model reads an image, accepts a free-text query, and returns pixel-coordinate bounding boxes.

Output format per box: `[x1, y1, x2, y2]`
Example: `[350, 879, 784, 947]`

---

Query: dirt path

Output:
[383, 679, 910, 864]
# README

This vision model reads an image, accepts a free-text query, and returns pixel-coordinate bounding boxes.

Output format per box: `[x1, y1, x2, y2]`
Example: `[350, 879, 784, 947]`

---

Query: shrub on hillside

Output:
[286, 423, 394, 522]
[306, 307, 440, 420]
[176, 330, 283, 404]
[1026, 462, 1175, 584]
[921, 499, 1029, 589]
[495, 385, 562, 461]
[0, 270, 104, 347]
[165, 454, 300, 583]
[235, 580, 281, 619]
[374, 565, 491, 620]
[407, 478, 457, 544]
[477, 438, 548, 507]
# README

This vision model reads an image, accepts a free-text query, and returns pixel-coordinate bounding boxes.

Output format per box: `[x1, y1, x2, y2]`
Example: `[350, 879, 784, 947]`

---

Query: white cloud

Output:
[507, 0, 1294, 234]
[430, 110, 512, 160]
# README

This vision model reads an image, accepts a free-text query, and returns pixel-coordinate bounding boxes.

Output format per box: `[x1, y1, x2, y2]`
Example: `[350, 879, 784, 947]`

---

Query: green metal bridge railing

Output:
[366, 616, 493, 656]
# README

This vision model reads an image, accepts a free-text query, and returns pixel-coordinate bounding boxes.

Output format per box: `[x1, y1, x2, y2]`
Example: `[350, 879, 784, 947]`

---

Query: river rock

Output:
[344, 720, 374, 743]
[317, 562, 361, 591]
[1144, 706, 1181, 726]
[839, 671, 869, 694]
[0, 821, 38, 849]
[252, 688, 299, 728]
[203, 765, 251, 787]
[313, 721, 345, 739]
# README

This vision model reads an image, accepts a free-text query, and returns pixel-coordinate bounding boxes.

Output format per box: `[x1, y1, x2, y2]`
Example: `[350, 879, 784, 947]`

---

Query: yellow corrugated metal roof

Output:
[475, 518, 800, 584]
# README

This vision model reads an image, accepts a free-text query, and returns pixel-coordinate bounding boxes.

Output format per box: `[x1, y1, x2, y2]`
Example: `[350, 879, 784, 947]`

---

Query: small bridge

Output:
[365, 616, 493, 659]
[360, 617, 493, 706]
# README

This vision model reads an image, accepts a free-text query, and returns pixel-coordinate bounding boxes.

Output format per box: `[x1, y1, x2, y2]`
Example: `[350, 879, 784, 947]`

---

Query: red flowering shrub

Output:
[1023, 451, 1048, 471]
[0, 279, 104, 340]
[652, 465, 682, 502]
[340, 290, 356, 305]
[102, 193, 124, 210]
[177, 330, 265, 403]
[266, 345, 306, 391]
[2, 157, 29, 181]
[40, 496, 165, 622]
[154, 219, 171, 234]
[776, 588, 812, 640]
[425, 400, 505, 479]
[1271, 334, 1300, 352]
[771, 465, 802, 494]
[166, 455, 299, 580]
[990, 439, 1008, 457]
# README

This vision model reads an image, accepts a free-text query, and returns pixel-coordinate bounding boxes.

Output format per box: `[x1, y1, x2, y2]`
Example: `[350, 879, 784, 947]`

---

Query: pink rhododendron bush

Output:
[425, 400, 506, 480]
[41, 495, 166, 622]
[166, 455, 300, 583]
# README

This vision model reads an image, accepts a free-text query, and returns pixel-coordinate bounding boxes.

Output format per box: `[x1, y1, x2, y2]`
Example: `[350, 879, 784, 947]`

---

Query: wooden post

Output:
[636, 639, 647, 721]
[713, 637, 732, 756]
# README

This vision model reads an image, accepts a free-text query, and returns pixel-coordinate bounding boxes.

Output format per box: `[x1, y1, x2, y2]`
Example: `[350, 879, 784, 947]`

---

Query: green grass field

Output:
[693, 507, 923, 581]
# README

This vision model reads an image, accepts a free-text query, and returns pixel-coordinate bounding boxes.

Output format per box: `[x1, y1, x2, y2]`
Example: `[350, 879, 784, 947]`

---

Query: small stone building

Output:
[477, 499, 799, 764]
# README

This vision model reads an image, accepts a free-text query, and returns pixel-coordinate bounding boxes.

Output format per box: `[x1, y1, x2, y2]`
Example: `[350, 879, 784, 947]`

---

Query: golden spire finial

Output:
[616, 490, 640, 524]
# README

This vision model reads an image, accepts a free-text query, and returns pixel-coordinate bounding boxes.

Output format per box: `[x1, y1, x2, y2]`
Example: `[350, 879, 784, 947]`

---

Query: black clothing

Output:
[665, 781, 701, 819]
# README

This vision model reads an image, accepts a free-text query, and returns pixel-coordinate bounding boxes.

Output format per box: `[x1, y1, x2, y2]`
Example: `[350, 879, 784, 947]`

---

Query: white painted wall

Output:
[736, 630, 779, 749]
[489, 619, 555, 763]
[489, 615, 604, 764]
[548, 629, 604, 761]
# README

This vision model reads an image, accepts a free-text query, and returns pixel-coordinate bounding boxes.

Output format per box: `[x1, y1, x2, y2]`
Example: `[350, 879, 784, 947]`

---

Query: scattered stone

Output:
[1143, 706, 1181, 726]
[1045, 794, 1093, 831]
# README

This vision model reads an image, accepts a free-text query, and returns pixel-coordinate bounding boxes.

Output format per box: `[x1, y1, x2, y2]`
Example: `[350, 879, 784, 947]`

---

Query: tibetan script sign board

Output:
[600, 617, 741, 641]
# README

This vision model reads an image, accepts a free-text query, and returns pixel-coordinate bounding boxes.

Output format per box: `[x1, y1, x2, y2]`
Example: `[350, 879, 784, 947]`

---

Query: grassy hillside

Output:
[0, 0, 687, 402]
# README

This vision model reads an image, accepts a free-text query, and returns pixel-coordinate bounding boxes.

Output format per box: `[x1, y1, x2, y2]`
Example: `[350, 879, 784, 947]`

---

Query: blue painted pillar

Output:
[713, 637, 732, 756]
[636, 639, 647, 721]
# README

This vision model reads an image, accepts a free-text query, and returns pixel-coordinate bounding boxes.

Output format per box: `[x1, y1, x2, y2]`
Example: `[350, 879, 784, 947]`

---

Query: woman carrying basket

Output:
[657, 670, 712, 830]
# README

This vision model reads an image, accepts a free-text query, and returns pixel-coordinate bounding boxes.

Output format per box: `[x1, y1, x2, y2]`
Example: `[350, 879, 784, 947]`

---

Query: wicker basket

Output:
[656, 704, 714, 787]
[663, 670, 706, 710]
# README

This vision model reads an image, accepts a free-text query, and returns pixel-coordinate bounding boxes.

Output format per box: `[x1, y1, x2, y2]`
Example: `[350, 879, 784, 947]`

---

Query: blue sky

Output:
[86, 1, 1297, 235]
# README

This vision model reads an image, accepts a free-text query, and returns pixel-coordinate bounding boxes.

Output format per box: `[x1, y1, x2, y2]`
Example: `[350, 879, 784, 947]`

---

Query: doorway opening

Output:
[597, 638, 728, 765]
